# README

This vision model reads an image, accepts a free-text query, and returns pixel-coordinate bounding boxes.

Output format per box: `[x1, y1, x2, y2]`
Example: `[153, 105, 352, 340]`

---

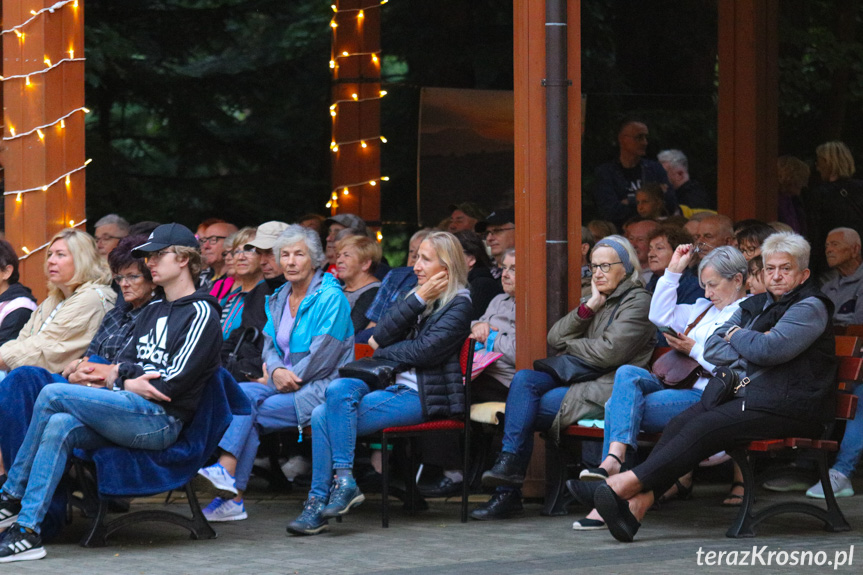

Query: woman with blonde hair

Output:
[287, 231, 473, 535]
[808, 141, 863, 273]
[0, 229, 115, 374]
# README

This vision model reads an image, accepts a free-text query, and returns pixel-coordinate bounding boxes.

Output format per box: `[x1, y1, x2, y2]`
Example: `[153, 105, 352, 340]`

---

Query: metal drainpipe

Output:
[544, 0, 570, 341]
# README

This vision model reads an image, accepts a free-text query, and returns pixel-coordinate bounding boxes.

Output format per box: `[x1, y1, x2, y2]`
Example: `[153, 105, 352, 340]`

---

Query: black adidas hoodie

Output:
[115, 290, 222, 422]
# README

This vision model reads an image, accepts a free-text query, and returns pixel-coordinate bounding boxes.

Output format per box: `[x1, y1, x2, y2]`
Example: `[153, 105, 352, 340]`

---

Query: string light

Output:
[4, 160, 92, 197]
[1, 1, 79, 37]
[330, 135, 387, 151]
[18, 220, 87, 261]
[0, 57, 86, 82]
[330, 177, 390, 198]
[2, 107, 89, 142]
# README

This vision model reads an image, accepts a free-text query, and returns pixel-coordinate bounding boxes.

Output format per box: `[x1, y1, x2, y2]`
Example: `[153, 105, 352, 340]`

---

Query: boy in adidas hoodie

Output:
[0, 223, 221, 563]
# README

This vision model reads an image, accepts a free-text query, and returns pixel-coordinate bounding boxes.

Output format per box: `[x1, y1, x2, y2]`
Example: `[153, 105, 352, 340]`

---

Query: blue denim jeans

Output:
[218, 382, 299, 491]
[308, 378, 424, 499]
[500, 370, 568, 464]
[602, 365, 703, 459]
[2, 383, 182, 533]
[834, 384, 863, 478]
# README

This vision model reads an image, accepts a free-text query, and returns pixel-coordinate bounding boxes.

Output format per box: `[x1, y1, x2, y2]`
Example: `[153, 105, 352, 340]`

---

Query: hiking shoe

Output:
[481, 452, 525, 488]
[0, 524, 45, 563]
[806, 469, 855, 499]
[197, 463, 238, 497]
[763, 475, 811, 492]
[203, 497, 247, 522]
[0, 497, 21, 530]
[287, 497, 329, 536]
[321, 476, 365, 518]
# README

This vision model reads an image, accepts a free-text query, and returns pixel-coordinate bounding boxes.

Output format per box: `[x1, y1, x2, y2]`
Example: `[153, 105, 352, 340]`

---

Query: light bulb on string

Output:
[380, 136, 387, 143]
[44, 57, 51, 67]
[36, 129, 45, 141]
[343, 187, 350, 196]
[360, 141, 367, 148]
[16, 193, 22, 203]
[370, 180, 377, 186]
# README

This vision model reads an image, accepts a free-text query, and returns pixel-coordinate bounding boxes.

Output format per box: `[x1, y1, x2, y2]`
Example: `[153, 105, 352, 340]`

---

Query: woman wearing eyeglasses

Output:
[471, 235, 656, 520]
[218, 228, 265, 340]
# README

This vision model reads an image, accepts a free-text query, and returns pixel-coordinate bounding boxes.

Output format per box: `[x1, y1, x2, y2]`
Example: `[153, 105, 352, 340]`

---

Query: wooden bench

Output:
[542, 340, 863, 538]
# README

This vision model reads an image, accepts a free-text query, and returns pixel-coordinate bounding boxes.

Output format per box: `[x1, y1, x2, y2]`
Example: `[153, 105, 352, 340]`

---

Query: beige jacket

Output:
[546, 278, 655, 440]
[0, 281, 116, 372]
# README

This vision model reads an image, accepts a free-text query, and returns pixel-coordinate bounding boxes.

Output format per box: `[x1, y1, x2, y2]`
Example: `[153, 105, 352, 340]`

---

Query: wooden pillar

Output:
[717, 0, 778, 222]
[2, 0, 86, 303]
[513, 0, 581, 497]
[329, 0, 382, 224]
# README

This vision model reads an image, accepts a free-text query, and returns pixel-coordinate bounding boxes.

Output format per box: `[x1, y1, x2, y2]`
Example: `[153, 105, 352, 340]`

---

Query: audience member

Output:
[220, 228, 265, 340]
[568, 232, 836, 543]
[746, 255, 766, 295]
[821, 228, 863, 327]
[735, 221, 775, 262]
[0, 223, 221, 563]
[682, 212, 712, 246]
[324, 214, 369, 273]
[644, 226, 703, 303]
[593, 118, 671, 228]
[692, 214, 735, 262]
[93, 214, 130, 257]
[128, 220, 161, 238]
[455, 230, 504, 319]
[0, 240, 37, 348]
[807, 141, 863, 275]
[580, 226, 596, 298]
[657, 149, 712, 210]
[572, 246, 748, 530]
[336, 235, 382, 334]
[776, 155, 810, 234]
[197, 225, 353, 523]
[447, 202, 487, 234]
[623, 218, 660, 286]
[286, 231, 472, 535]
[298, 213, 326, 235]
[199, 220, 239, 289]
[588, 220, 617, 242]
[484, 208, 516, 268]
[210, 232, 238, 302]
[0, 229, 116, 374]
[221, 221, 289, 383]
[635, 184, 668, 220]
[471, 236, 655, 520]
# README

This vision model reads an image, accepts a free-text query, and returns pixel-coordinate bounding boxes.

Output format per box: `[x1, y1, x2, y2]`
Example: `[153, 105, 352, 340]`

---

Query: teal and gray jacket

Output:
[262, 269, 354, 431]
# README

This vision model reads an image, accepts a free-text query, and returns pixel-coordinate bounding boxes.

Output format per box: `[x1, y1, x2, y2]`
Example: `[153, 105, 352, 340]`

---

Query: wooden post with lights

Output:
[1, 0, 87, 302]
[328, 0, 385, 224]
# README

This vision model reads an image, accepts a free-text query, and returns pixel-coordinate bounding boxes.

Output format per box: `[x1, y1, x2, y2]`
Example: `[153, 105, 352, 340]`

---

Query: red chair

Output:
[379, 338, 475, 527]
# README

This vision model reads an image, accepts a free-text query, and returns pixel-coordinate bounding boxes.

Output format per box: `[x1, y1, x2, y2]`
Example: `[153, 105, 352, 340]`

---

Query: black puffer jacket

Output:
[372, 289, 472, 420]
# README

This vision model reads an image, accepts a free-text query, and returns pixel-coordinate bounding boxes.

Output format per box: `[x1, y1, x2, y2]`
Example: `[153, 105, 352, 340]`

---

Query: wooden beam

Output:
[717, 0, 778, 222]
[2, 0, 86, 303]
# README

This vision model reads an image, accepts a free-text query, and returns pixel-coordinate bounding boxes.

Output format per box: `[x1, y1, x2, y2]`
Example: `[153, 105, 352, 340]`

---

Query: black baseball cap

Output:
[484, 208, 515, 226]
[132, 223, 199, 256]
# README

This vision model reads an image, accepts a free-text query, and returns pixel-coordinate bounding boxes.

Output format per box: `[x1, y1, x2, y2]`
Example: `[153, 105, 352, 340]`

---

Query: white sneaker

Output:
[805, 469, 855, 499]
[203, 497, 248, 522]
[197, 463, 238, 496]
[281, 455, 311, 481]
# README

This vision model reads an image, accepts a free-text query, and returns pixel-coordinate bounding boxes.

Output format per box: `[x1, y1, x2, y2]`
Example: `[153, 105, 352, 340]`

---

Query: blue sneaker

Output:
[322, 476, 365, 518]
[287, 497, 329, 536]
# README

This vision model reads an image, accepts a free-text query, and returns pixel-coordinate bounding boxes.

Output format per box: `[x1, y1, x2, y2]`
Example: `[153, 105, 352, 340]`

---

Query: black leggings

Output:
[632, 398, 822, 498]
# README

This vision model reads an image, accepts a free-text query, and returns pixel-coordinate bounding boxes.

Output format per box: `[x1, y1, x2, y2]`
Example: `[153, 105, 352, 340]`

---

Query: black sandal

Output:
[721, 481, 746, 507]
[594, 484, 641, 542]
[579, 453, 624, 482]
[656, 478, 693, 504]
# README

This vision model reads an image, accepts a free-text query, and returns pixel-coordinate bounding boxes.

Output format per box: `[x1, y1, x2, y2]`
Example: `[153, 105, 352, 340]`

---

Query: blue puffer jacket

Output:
[262, 269, 354, 429]
[372, 289, 473, 420]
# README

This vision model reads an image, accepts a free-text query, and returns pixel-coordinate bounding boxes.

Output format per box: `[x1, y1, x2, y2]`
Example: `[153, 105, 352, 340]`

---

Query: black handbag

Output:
[700, 365, 768, 410]
[339, 357, 402, 390]
[533, 355, 611, 385]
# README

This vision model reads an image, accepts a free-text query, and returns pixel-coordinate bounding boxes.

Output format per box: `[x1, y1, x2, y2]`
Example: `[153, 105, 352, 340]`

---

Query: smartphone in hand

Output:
[658, 325, 679, 338]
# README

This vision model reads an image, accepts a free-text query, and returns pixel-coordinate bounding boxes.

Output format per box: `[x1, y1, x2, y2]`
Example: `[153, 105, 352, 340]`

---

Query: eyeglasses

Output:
[198, 235, 226, 246]
[96, 235, 123, 244]
[113, 273, 144, 284]
[232, 246, 257, 257]
[145, 248, 175, 263]
[589, 262, 624, 273]
[485, 227, 515, 237]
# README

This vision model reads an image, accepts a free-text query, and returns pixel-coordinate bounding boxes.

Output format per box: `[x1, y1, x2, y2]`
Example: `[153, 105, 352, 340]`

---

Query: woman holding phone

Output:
[287, 231, 472, 536]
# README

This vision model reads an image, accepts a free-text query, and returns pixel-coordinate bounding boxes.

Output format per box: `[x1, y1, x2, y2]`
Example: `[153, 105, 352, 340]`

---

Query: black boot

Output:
[470, 489, 525, 520]
[481, 452, 525, 488]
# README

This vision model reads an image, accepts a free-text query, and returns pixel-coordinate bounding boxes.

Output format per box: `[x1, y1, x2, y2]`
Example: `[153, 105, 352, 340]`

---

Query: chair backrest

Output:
[836, 335, 863, 358]
[459, 338, 476, 424]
